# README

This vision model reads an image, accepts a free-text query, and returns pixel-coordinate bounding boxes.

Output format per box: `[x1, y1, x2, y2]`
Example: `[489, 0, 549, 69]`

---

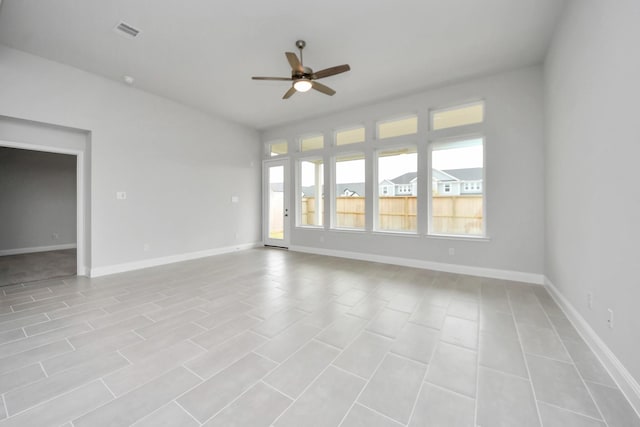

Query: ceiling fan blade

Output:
[282, 86, 297, 99]
[252, 76, 292, 81]
[285, 52, 304, 73]
[313, 64, 350, 79]
[312, 81, 336, 96]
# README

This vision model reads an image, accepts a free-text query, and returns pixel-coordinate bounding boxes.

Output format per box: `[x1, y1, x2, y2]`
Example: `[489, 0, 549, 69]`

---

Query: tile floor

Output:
[0, 249, 76, 286]
[0, 248, 638, 426]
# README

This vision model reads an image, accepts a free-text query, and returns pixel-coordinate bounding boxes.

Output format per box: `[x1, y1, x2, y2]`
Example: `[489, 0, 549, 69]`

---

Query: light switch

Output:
[116, 191, 127, 200]
[231, 196, 239, 203]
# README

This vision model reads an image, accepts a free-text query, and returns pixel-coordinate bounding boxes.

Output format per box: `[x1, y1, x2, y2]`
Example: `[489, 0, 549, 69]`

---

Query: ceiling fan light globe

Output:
[293, 79, 313, 92]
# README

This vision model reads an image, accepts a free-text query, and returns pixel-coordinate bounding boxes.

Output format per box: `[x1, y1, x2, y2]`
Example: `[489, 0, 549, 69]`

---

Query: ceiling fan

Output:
[252, 40, 351, 99]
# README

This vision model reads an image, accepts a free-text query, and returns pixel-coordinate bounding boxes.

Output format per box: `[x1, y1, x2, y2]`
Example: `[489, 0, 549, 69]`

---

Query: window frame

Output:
[427, 135, 486, 238]
[373, 144, 419, 234]
[266, 139, 288, 158]
[331, 151, 367, 231]
[296, 156, 325, 229]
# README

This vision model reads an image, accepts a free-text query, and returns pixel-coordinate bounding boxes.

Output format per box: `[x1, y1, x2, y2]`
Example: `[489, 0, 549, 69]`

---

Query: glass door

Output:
[263, 158, 290, 247]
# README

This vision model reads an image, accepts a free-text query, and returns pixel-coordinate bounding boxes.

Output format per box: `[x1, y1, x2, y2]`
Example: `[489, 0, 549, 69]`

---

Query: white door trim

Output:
[263, 158, 290, 248]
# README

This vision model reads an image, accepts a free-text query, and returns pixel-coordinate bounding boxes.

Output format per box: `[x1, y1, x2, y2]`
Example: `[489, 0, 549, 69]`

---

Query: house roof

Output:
[337, 183, 365, 197]
[388, 172, 417, 185]
[442, 168, 483, 181]
[432, 169, 459, 182]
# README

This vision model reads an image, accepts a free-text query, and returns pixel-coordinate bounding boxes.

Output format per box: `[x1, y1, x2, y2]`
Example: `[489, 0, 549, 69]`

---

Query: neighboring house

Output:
[299, 183, 364, 198]
[379, 168, 483, 196]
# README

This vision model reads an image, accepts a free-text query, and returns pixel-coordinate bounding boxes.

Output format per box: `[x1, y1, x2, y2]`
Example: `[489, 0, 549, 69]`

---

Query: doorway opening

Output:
[0, 147, 79, 286]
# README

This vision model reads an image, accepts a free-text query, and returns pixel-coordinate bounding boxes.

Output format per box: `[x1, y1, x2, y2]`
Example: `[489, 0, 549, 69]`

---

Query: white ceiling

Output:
[0, 0, 565, 130]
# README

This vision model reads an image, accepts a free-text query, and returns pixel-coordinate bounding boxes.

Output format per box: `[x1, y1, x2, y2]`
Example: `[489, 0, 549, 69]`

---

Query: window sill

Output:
[329, 228, 366, 234]
[296, 225, 324, 230]
[372, 231, 420, 238]
[425, 234, 491, 242]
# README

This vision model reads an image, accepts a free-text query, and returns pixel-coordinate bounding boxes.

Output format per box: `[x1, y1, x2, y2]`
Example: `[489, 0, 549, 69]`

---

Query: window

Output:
[298, 159, 324, 227]
[431, 101, 484, 131]
[336, 126, 365, 146]
[300, 134, 324, 152]
[334, 153, 365, 229]
[377, 116, 418, 139]
[268, 140, 288, 157]
[431, 138, 484, 236]
[376, 147, 417, 232]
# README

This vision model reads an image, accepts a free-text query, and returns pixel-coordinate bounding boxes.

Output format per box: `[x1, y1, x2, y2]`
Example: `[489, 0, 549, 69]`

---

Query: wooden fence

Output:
[301, 195, 482, 234]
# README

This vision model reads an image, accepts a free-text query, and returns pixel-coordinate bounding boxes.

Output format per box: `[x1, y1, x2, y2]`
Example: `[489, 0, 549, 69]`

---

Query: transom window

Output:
[377, 115, 418, 139]
[336, 126, 365, 146]
[431, 101, 484, 130]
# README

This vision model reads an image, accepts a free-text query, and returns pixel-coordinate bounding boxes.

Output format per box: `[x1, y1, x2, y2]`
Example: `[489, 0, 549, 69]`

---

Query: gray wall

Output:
[0, 147, 76, 252]
[0, 44, 262, 270]
[545, 0, 640, 383]
[262, 66, 545, 277]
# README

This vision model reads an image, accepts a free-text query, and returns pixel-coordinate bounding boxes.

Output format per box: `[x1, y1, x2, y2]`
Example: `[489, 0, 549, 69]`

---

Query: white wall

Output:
[262, 66, 545, 280]
[0, 45, 262, 271]
[0, 147, 76, 252]
[545, 0, 640, 385]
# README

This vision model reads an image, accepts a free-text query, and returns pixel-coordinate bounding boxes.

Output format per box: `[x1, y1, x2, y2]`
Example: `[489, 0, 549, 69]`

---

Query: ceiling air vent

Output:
[114, 22, 141, 38]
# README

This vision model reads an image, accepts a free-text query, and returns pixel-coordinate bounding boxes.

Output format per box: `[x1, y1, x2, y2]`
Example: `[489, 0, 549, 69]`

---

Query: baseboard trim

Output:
[89, 242, 261, 278]
[545, 277, 640, 416]
[0, 243, 77, 257]
[289, 245, 544, 284]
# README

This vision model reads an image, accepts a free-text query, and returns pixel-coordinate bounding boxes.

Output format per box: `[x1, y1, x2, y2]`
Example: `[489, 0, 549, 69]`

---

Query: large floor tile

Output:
[104, 340, 205, 396]
[75, 367, 200, 427]
[203, 382, 292, 427]
[358, 354, 427, 424]
[477, 367, 540, 427]
[563, 338, 616, 387]
[333, 331, 393, 378]
[134, 402, 199, 427]
[538, 402, 606, 427]
[315, 314, 367, 349]
[518, 323, 571, 362]
[527, 354, 599, 418]
[264, 340, 339, 398]
[366, 309, 410, 339]
[586, 381, 640, 427]
[274, 366, 365, 427]
[408, 383, 475, 427]
[254, 322, 320, 362]
[390, 322, 438, 364]
[479, 330, 528, 378]
[0, 381, 113, 427]
[408, 303, 446, 329]
[341, 404, 403, 427]
[426, 342, 477, 398]
[178, 352, 276, 423]
[186, 331, 267, 379]
[5, 351, 128, 415]
[440, 316, 478, 349]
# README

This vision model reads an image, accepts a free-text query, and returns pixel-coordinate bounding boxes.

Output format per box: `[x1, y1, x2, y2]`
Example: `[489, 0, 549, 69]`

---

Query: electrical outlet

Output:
[587, 292, 593, 309]
[116, 191, 127, 200]
[52, 233, 59, 240]
[143, 243, 150, 252]
[607, 309, 614, 329]
[448, 248, 455, 256]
